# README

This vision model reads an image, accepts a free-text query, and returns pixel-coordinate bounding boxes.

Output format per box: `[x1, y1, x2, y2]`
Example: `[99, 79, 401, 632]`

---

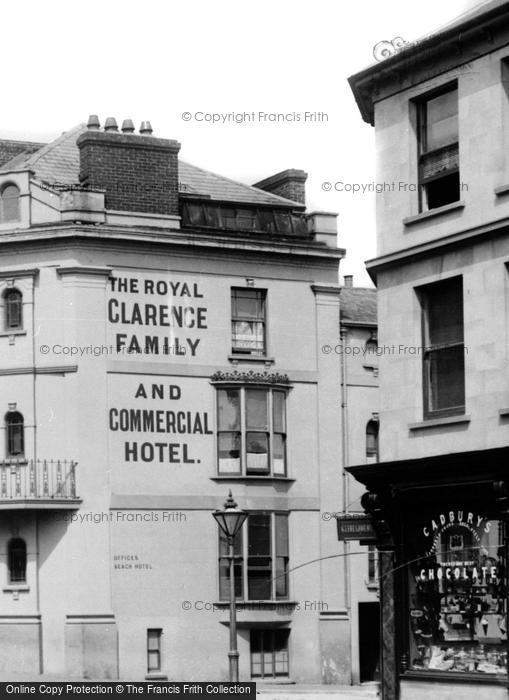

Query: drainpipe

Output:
[340, 325, 350, 614]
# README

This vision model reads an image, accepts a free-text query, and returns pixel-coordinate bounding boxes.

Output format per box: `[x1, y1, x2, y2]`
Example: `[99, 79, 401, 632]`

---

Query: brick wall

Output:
[253, 169, 307, 205]
[76, 131, 181, 216]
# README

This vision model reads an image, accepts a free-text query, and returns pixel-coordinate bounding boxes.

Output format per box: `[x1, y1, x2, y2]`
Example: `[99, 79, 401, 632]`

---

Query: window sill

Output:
[494, 184, 509, 197]
[0, 329, 26, 337]
[211, 475, 295, 482]
[145, 674, 168, 681]
[365, 582, 379, 591]
[228, 355, 275, 365]
[214, 600, 298, 608]
[3, 584, 29, 592]
[409, 414, 470, 431]
[403, 200, 465, 227]
[401, 669, 506, 685]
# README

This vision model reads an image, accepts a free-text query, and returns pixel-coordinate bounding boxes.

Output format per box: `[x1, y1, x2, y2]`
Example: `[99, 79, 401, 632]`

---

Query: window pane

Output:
[218, 433, 241, 474]
[428, 345, 465, 411]
[232, 290, 265, 319]
[273, 391, 285, 433]
[246, 433, 269, 473]
[7, 413, 24, 457]
[217, 389, 240, 430]
[426, 279, 463, 347]
[425, 89, 458, 151]
[232, 320, 265, 353]
[247, 390, 268, 430]
[273, 434, 286, 475]
[249, 514, 271, 555]
[407, 515, 507, 675]
[1, 185, 20, 222]
[9, 539, 26, 583]
[147, 650, 160, 671]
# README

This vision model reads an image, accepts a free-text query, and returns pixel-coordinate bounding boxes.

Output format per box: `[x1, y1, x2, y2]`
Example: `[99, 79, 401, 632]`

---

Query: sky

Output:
[2, 0, 484, 286]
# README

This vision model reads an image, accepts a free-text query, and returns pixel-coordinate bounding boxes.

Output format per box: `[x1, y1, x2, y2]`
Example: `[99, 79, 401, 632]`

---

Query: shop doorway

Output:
[359, 602, 380, 682]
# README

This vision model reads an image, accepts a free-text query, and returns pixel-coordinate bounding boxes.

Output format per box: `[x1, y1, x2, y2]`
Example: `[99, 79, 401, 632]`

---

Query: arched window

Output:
[366, 419, 379, 462]
[0, 184, 20, 223]
[4, 288, 22, 329]
[6, 412, 24, 458]
[8, 538, 26, 583]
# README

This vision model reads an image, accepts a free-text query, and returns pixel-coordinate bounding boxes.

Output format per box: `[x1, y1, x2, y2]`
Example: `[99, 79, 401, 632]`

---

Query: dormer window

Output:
[0, 184, 20, 223]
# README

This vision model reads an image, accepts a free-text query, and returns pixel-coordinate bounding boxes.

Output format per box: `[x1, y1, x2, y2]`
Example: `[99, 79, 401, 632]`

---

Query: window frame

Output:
[0, 183, 21, 223]
[218, 511, 289, 602]
[8, 537, 27, 584]
[419, 276, 465, 420]
[216, 386, 287, 477]
[147, 628, 162, 674]
[250, 628, 290, 679]
[231, 287, 267, 357]
[416, 82, 460, 212]
[3, 288, 23, 330]
[5, 411, 25, 459]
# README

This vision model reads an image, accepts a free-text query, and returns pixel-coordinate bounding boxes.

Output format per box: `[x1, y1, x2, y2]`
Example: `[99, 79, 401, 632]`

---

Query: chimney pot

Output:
[104, 117, 119, 132]
[121, 119, 135, 134]
[140, 121, 153, 135]
[87, 115, 100, 130]
[344, 275, 354, 288]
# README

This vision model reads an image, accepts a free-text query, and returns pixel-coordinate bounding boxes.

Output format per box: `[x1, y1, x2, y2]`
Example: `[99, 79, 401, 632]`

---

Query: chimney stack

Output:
[77, 115, 181, 216]
[253, 169, 308, 206]
[344, 275, 354, 288]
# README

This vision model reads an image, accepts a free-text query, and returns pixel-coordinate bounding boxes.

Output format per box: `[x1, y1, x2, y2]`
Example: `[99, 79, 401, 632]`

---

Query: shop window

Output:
[417, 84, 459, 211]
[147, 629, 162, 673]
[6, 411, 24, 458]
[8, 538, 26, 584]
[231, 288, 266, 356]
[250, 629, 290, 678]
[0, 184, 20, 223]
[219, 512, 288, 601]
[4, 288, 23, 330]
[419, 276, 465, 418]
[406, 511, 507, 675]
[217, 387, 286, 476]
[366, 419, 379, 463]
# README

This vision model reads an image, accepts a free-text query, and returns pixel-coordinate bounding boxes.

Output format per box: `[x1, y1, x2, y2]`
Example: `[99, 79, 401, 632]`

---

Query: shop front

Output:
[347, 446, 509, 700]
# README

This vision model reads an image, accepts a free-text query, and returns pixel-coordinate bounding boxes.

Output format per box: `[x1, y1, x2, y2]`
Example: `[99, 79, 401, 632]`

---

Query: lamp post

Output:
[213, 491, 248, 682]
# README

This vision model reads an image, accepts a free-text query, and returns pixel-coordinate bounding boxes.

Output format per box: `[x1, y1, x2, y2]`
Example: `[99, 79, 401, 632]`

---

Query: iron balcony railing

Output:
[0, 459, 79, 502]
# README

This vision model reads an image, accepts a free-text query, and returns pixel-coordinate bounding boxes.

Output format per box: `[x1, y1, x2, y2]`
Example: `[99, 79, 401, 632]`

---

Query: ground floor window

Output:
[406, 511, 507, 675]
[147, 629, 162, 673]
[250, 629, 289, 678]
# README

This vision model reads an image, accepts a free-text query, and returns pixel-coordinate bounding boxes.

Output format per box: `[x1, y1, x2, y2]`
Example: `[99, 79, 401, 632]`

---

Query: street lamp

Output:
[213, 491, 248, 682]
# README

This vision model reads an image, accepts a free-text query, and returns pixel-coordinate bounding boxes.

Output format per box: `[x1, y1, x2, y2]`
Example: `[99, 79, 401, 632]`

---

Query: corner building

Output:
[0, 118, 345, 681]
[349, 2, 509, 699]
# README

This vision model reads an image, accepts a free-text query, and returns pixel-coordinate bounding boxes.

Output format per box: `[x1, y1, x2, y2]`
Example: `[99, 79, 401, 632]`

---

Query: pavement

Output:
[256, 683, 380, 700]
[0, 676, 380, 699]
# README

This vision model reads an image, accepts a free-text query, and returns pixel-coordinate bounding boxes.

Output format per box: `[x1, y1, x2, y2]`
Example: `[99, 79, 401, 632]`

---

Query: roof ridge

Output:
[179, 159, 304, 208]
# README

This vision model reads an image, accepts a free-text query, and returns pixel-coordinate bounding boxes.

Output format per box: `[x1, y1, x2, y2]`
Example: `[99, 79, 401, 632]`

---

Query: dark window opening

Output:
[147, 629, 162, 673]
[6, 411, 24, 458]
[366, 419, 379, 462]
[4, 288, 23, 330]
[8, 538, 26, 583]
[250, 629, 290, 678]
[419, 276, 465, 418]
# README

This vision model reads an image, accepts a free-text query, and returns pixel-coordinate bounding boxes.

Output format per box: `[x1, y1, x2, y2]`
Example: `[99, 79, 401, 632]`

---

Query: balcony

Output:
[0, 460, 81, 509]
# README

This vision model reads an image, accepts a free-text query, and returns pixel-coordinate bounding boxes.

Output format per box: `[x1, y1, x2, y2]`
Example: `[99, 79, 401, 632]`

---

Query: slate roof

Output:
[0, 127, 302, 208]
[340, 287, 377, 325]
